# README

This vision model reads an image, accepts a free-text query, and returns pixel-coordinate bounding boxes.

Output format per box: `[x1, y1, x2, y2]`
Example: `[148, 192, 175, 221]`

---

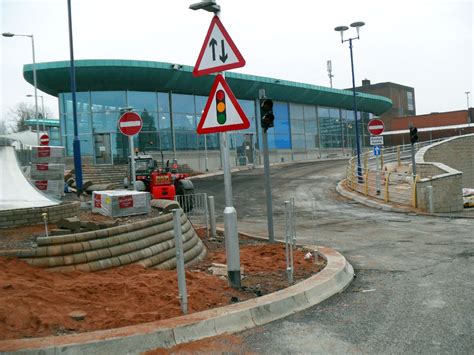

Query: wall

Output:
[391, 110, 469, 130]
[414, 134, 474, 213]
[0, 202, 80, 229]
[420, 134, 474, 187]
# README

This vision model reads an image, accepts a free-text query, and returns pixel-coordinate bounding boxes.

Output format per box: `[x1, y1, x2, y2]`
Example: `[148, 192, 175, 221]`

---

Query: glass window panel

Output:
[60, 92, 90, 114]
[273, 102, 290, 135]
[317, 106, 330, 118]
[157, 112, 171, 130]
[127, 91, 157, 113]
[275, 134, 291, 149]
[291, 119, 305, 134]
[157, 92, 170, 113]
[304, 118, 318, 134]
[92, 110, 122, 133]
[291, 134, 306, 149]
[173, 113, 196, 129]
[91, 91, 126, 112]
[305, 134, 317, 149]
[172, 94, 194, 113]
[194, 95, 208, 115]
[289, 103, 304, 120]
[175, 130, 198, 150]
[330, 108, 340, 118]
[303, 105, 316, 119]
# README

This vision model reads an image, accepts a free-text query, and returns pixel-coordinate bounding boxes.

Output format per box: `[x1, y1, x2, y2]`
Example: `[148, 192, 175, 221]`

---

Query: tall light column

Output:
[2, 32, 39, 142]
[27, 94, 45, 132]
[334, 22, 365, 182]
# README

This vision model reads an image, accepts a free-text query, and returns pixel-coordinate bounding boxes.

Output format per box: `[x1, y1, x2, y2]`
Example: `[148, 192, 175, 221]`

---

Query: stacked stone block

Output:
[30, 146, 65, 198]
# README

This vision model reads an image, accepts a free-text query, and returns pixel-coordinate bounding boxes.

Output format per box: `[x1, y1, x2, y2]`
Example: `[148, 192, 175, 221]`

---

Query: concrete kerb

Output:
[0, 238, 354, 354]
[336, 179, 474, 219]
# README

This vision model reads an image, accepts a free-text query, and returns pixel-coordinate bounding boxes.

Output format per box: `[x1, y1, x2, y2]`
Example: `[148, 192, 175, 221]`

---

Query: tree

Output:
[6, 102, 53, 133]
[0, 120, 8, 135]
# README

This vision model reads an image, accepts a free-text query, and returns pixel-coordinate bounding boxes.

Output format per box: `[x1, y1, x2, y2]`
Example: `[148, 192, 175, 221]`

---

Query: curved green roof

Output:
[24, 59, 392, 116]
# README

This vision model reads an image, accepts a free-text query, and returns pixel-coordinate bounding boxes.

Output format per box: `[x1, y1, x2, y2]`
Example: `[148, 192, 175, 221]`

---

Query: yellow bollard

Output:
[384, 172, 391, 203]
[351, 161, 356, 188]
[412, 175, 420, 208]
[397, 145, 401, 166]
[364, 172, 369, 196]
[364, 151, 368, 174]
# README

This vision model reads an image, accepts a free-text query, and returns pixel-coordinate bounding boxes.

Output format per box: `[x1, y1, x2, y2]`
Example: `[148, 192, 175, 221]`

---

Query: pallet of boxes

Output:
[29, 146, 65, 198]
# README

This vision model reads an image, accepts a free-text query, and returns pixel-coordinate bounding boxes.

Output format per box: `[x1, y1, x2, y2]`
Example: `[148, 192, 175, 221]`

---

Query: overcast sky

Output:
[1, 0, 472, 126]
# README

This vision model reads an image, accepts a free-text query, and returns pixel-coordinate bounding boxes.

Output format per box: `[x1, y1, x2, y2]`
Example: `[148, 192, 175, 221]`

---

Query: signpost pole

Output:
[375, 150, 381, 195]
[129, 136, 136, 190]
[220, 130, 241, 289]
[262, 119, 275, 243]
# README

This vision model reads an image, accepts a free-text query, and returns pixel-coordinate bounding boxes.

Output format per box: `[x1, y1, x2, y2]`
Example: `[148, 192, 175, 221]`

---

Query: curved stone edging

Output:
[16, 209, 206, 272]
[0, 243, 354, 354]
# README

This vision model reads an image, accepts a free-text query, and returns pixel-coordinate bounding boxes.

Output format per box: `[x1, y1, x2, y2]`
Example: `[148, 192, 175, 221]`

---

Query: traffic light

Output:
[409, 126, 418, 144]
[216, 89, 226, 125]
[260, 99, 275, 132]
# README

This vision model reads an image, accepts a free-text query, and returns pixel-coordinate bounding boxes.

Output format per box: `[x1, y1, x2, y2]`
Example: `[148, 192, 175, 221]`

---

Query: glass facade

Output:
[59, 90, 371, 162]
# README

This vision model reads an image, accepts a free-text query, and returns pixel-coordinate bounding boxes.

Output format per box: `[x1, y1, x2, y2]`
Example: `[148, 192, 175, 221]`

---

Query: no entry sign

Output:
[39, 134, 49, 146]
[367, 119, 385, 136]
[118, 112, 143, 136]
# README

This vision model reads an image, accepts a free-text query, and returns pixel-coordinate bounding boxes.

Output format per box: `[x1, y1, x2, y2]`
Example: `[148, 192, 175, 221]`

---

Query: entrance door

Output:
[94, 133, 113, 165]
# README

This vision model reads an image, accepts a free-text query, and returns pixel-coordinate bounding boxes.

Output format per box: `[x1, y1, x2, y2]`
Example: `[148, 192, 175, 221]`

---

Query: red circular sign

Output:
[118, 112, 143, 136]
[39, 134, 49, 146]
[368, 119, 385, 135]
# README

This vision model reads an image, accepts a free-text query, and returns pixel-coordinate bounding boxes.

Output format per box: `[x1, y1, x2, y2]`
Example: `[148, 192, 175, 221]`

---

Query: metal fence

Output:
[345, 140, 444, 208]
[175, 192, 209, 230]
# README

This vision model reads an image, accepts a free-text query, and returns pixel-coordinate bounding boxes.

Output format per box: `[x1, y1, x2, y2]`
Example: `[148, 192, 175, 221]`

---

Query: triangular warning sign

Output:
[197, 74, 250, 134]
[193, 16, 246, 77]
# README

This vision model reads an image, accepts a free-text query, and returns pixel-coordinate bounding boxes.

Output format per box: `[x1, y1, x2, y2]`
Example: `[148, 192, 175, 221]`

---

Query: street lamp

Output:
[2, 32, 39, 143]
[466, 91, 471, 125]
[26, 94, 45, 132]
[335, 21, 365, 182]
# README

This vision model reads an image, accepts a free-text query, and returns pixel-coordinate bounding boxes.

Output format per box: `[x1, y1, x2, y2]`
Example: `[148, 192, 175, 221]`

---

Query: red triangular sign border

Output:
[193, 16, 246, 77]
[197, 74, 250, 134]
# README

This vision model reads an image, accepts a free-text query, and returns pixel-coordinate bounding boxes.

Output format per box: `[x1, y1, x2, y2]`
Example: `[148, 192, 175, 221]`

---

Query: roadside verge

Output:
[0, 244, 354, 354]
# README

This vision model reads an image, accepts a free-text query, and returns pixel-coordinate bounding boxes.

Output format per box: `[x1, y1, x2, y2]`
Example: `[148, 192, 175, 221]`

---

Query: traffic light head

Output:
[409, 126, 418, 144]
[216, 89, 226, 125]
[260, 99, 275, 132]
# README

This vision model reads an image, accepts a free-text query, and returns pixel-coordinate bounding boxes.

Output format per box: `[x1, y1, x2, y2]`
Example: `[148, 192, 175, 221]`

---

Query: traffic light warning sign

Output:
[197, 74, 250, 134]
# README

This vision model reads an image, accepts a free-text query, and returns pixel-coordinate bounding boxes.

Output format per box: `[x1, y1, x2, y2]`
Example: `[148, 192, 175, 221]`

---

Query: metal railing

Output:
[345, 140, 444, 208]
[175, 192, 209, 230]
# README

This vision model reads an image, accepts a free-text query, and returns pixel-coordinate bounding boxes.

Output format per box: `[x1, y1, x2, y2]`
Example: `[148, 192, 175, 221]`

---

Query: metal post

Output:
[67, 0, 83, 195]
[129, 136, 136, 189]
[411, 143, 417, 178]
[262, 129, 275, 243]
[221, 131, 241, 289]
[204, 134, 209, 171]
[208, 195, 217, 239]
[173, 209, 188, 314]
[27, 35, 40, 143]
[42, 213, 49, 238]
[349, 38, 363, 183]
[284, 201, 293, 284]
[376, 154, 381, 195]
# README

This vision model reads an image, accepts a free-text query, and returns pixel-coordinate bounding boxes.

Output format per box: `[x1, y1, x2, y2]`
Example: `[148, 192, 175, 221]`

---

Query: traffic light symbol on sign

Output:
[410, 126, 418, 144]
[260, 99, 275, 132]
[216, 90, 226, 124]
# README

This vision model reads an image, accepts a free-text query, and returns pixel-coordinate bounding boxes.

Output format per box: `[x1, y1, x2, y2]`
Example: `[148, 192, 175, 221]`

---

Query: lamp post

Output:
[2, 32, 39, 143]
[466, 91, 471, 125]
[190, 0, 242, 289]
[334, 22, 365, 182]
[26, 94, 45, 132]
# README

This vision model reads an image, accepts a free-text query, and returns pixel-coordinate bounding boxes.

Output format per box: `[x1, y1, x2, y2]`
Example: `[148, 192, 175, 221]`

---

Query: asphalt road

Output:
[192, 160, 474, 354]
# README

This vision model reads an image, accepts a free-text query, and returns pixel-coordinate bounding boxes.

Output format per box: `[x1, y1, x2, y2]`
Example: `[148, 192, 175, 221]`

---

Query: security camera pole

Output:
[191, 0, 248, 288]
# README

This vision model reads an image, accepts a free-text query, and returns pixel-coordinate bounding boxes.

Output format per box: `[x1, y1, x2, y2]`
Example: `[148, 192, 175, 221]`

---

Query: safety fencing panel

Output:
[344, 140, 444, 209]
[175, 192, 209, 230]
